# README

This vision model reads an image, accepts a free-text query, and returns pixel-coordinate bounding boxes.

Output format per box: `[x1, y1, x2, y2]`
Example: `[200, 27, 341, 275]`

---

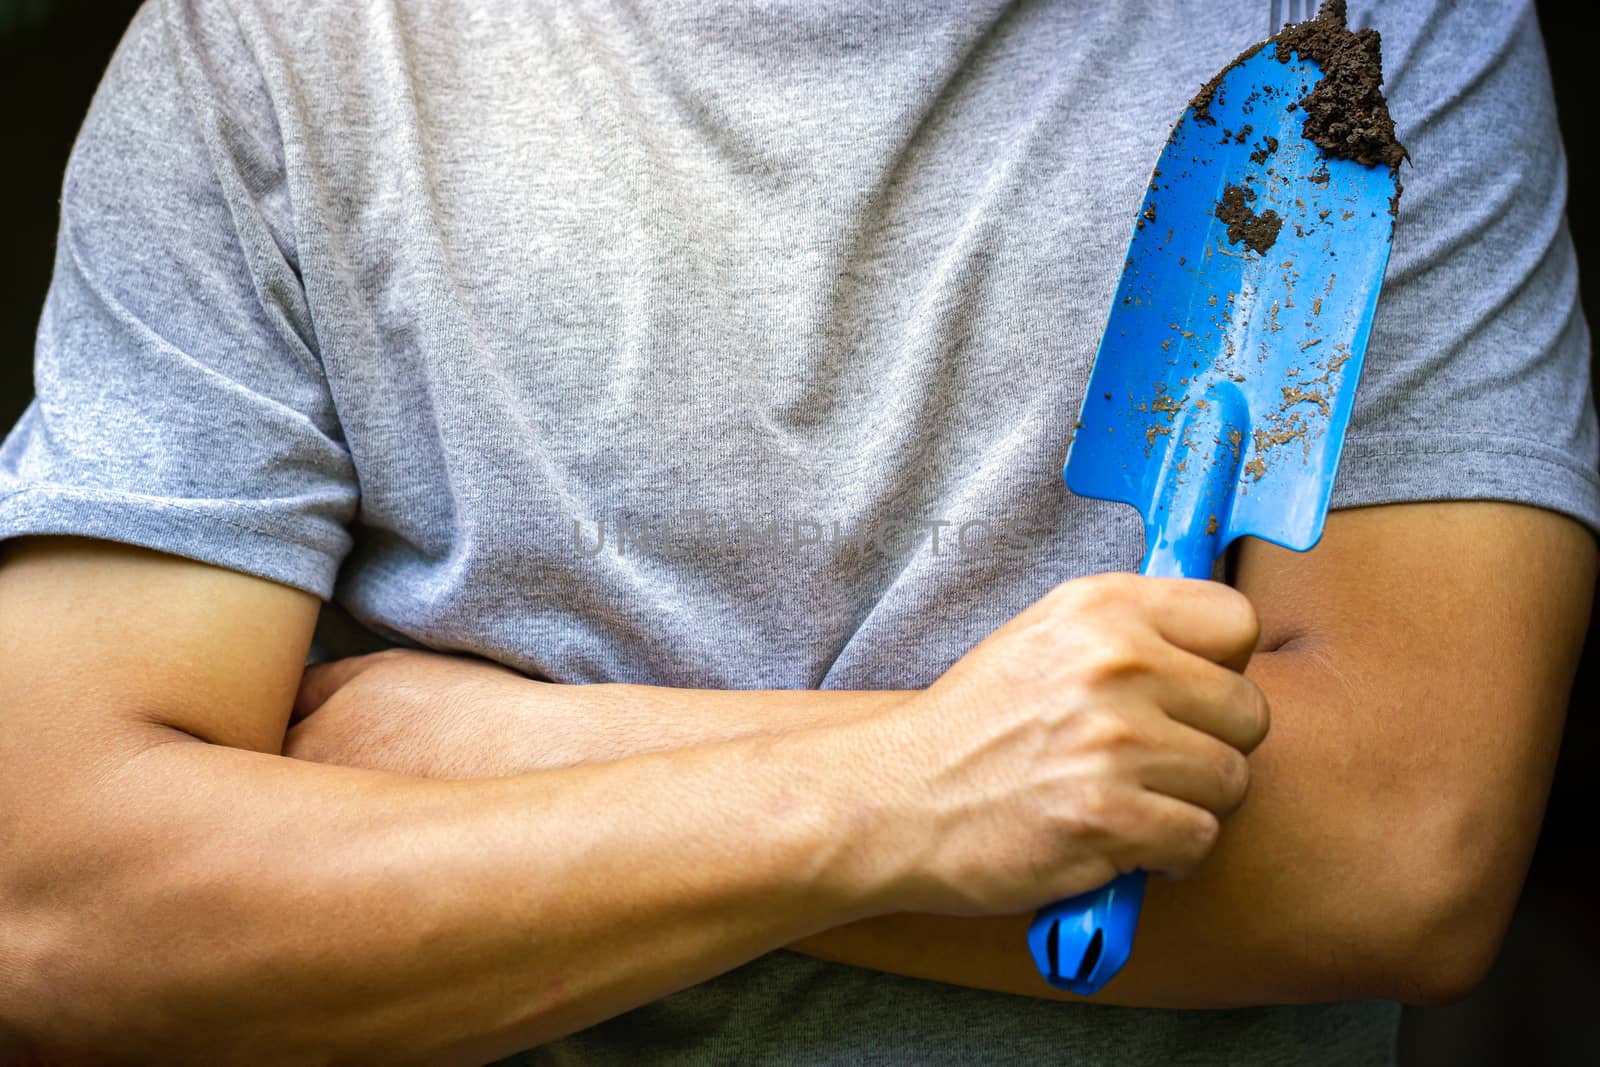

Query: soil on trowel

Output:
[1275, 1, 1407, 169]
[1215, 184, 1284, 254]
[1190, 0, 1408, 174]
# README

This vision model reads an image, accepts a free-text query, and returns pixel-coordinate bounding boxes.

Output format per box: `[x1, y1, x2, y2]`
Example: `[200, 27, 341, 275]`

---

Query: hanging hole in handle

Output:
[1072, 929, 1105, 986]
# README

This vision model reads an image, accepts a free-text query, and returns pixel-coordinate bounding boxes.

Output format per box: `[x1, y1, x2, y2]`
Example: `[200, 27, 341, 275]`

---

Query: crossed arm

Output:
[0, 500, 1591, 1063]
[281, 500, 1593, 1008]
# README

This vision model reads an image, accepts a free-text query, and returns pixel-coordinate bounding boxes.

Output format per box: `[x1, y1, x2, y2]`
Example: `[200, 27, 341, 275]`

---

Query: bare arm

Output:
[291, 502, 1595, 1008]
[0, 534, 1262, 1061]
[284, 650, 907, 780]
[752, 503, 1593, 1005]
[0, 537, 894, 1064]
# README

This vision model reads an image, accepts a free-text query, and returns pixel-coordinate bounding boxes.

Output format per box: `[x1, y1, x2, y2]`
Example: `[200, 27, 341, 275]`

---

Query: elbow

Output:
[2, 802, 365, 1066]
[1292, 875, 1502, 1008]
[1364, 816, 1524, 1008]
[3, 871, 263, 1064]
[1, 851, 134, 1057]
[1377, 883, 1508, 1007]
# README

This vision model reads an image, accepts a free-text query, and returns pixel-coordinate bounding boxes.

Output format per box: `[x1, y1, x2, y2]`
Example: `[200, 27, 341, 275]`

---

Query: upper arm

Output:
[1237, 498, 1594, 792]
[0, 1, 352, 762]
[1234, 501, 1594, 938]
[1238, 500, 1594, 695]
[0, 535, 319, 759]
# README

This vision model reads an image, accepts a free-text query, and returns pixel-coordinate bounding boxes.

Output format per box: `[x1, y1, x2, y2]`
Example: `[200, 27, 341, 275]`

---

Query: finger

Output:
[1135, 645, 1271, 753]
[1129, 715, 1253, 818]
[1101, 790, 1222, 880]
[291, 656, 374, 722]
[1133, 576, 1260, 672]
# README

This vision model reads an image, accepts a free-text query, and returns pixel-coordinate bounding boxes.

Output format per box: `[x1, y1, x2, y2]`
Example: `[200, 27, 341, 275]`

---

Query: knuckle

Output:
[1071, 706, 1139, 754]
[1077, 637, 1147, 686]
[1060, 572, 1138, 612]
[1069, 780, 1119, 834]
[1245, 685, 1272, 747]
[1185, 810, 1222, 860]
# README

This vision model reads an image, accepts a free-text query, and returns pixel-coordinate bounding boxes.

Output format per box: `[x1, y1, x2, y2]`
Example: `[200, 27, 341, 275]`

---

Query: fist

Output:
[862, 573, 1269, 916]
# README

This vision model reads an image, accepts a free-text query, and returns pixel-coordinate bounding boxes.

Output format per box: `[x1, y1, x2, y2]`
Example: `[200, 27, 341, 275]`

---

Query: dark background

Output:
[1, 3, 1595, 1063]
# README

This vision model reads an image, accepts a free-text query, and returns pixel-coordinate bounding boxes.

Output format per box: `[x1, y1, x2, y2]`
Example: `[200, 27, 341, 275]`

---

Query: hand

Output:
[285, 648, 534, 778]
[855, 573, 1269, 917]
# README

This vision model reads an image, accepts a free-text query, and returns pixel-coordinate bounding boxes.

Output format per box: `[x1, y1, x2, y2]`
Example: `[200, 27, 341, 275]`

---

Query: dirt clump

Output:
[1215, 184, 1284, 254]
[1274, 0, 1407, 170]
[1188, 0, 1408, 175]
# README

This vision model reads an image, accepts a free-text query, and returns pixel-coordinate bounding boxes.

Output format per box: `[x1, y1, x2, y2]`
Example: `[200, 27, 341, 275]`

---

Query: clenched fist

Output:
[854, 572, 1269, 917]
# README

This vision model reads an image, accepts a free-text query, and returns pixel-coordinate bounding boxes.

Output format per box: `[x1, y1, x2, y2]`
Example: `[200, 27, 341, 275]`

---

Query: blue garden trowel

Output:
[1025, 23, 1403, 994]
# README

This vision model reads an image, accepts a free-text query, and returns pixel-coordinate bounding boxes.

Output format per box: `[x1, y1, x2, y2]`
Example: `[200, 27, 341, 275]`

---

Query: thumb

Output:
[292, 655, 380, 723]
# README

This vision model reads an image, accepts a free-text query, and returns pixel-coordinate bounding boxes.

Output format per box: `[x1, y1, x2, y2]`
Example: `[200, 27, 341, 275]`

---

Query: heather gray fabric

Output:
[3, 0, 1595, 1063]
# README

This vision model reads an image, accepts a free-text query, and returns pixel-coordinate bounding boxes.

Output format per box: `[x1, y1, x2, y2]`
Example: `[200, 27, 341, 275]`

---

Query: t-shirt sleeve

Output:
[0, 0, 357, 598]
[1330, 0, 1600, 532]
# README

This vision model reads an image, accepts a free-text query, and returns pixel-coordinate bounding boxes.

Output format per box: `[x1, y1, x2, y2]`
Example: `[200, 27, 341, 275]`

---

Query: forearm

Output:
[4, 719, 885, 1065]
[330, 653, 1454, 1008]
[294, 673, 910, 778]
[794, 504, 1588, 1009]
[790, 644, 1494, 1008]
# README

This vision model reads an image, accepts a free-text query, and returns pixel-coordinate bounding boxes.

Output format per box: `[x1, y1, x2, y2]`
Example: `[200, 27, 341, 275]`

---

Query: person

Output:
[1, 0, 1594, 1063]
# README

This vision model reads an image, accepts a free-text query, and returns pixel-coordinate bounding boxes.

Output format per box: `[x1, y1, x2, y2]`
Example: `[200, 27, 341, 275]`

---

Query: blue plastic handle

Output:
[1027, 870, 1148, 995]
[1024, 534, 1213, 993]
[1028, 429, 1230, 995]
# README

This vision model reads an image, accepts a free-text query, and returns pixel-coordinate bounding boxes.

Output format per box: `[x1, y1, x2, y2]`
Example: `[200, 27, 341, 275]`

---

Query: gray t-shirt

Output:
[3, 0, 1596, 1063]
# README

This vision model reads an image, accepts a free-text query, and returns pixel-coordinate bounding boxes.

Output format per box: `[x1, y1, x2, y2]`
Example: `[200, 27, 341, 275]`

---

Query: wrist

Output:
[773, 695, 931, 920]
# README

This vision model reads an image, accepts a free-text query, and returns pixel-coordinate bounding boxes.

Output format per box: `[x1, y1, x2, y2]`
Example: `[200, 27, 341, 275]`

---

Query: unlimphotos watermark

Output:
[569, 509, 1050, 562]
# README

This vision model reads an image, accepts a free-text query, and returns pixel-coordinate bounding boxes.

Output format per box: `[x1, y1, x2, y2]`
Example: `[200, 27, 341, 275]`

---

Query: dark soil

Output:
[1189, 0, 1407, 174]
[1275, 0, 1408, 170]
[1215, 183, 1284, 254]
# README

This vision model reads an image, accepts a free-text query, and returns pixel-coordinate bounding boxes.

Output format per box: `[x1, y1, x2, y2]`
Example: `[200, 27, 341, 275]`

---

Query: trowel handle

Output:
[1026, 870, 1147, 994]
[1026, 525, 1218, 994]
